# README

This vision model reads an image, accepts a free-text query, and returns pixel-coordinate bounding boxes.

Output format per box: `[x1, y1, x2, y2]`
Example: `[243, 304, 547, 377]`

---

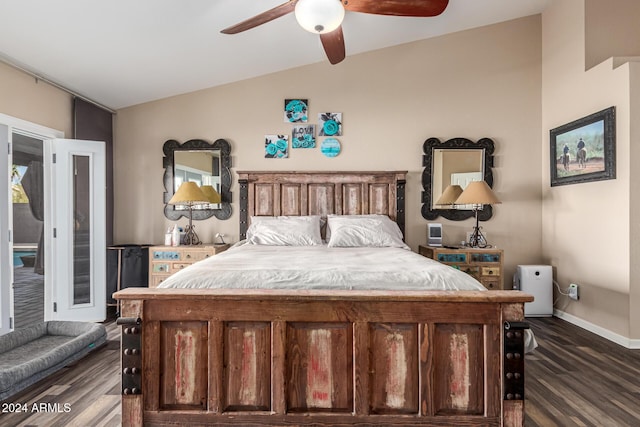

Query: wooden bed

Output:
[115, 171, 533, 426]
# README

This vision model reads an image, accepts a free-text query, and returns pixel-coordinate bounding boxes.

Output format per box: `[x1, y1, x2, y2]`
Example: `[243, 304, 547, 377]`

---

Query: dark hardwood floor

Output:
[524, 317, 640, 427]
[1, 311, 639, 426]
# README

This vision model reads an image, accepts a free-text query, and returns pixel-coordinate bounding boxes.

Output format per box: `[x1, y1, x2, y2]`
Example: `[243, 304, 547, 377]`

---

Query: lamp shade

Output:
[169, 182, 208, 205]
[455, 181, 501, 205]
[200, 185, 222, 204]
[435, 184, 463, 206]
[295, 0, 345, 34]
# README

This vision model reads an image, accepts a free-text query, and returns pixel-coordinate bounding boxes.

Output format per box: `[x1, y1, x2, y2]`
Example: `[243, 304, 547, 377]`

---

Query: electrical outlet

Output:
[568, 283, 579, 300]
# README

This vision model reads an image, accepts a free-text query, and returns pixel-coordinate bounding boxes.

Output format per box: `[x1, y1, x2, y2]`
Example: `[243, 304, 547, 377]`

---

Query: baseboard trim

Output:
[553, 309, 640, 349]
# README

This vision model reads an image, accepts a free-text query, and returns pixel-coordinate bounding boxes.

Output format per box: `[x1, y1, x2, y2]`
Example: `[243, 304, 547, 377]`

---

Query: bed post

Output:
[119, 300, 144, 427]
[502, 303, 528, 427]
[239, 177, 249, 240]
[396, 176, 406, 238]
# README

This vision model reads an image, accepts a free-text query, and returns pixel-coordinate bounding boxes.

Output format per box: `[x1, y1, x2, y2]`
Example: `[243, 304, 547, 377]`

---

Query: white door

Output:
[0, 124, 11, 335]
[44, 139, 106, 322]
[1, 115, 64, 335]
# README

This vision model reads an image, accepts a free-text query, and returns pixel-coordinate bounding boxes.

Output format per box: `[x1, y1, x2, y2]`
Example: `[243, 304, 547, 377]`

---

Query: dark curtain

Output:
[21, 161, 45, 274]
[74, 98, 114, 245]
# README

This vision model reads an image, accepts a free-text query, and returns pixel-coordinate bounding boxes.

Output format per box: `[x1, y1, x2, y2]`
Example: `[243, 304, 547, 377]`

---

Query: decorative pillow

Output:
[246, 215, 323, 246]
[327, 216, 409, 249]
[325, 214, 404, 241]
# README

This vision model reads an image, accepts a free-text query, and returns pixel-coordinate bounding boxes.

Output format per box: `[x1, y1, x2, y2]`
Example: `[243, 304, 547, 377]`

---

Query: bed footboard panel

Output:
[117, 291, 530, 426]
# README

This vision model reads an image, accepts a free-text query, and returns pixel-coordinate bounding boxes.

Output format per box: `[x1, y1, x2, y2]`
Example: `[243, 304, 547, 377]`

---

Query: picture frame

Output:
[549, 106, 616, 187]
[265, 134, 289, 159]
[292, 124, 315, 148]
[284, 99, 308, 123]
[318, 112, 342, 136]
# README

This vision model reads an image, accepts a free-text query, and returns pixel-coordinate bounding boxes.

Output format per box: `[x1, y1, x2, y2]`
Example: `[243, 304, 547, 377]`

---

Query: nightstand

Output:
[418, 245, 504, 290]
[148, 243, 230, 288]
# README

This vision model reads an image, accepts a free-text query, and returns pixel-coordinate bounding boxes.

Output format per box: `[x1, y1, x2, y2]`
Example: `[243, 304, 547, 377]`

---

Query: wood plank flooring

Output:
[524, 317, 640, 427]
[1, 316, 638, 426]
[0, 319, 121, 427]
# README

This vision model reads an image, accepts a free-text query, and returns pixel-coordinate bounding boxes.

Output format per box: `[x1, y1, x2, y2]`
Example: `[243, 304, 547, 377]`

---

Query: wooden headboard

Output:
[237, 171, 407, 240]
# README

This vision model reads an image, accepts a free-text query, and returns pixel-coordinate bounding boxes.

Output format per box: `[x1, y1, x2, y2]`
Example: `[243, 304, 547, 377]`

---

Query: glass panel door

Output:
[45, 139, 105, 322]
[1, 114, 63, 336]
[73, 155, 91, 305]
[11, 133, 46, 330]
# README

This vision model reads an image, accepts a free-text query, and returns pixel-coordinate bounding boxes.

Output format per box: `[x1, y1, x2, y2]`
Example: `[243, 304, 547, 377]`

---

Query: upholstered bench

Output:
[0, 321, 107, 401]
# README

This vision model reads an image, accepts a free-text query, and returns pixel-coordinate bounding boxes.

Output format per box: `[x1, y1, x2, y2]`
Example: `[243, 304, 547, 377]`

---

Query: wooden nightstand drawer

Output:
[437, 253, 467, 263]
[471, 253, 501, 263]
[172, 262, 191, 271]
[152, 263, 171, 274]
[181, 250, 211, 261]
[151, 275, 170, 287]
[482, 279, 500, 290]
[152, 250, 180, 260]
[482, 266, 500, 276]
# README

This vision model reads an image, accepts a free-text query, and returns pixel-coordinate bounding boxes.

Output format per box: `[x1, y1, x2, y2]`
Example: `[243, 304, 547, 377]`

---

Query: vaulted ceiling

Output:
[0, 0, 548, 109]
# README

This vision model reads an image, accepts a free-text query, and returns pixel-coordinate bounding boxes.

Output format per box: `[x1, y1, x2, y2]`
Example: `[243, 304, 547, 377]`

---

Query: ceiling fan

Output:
[221, 0, 449, 65]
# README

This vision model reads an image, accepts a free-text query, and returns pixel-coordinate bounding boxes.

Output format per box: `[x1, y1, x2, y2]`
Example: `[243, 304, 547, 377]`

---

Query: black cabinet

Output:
[107, 245, 151, 312]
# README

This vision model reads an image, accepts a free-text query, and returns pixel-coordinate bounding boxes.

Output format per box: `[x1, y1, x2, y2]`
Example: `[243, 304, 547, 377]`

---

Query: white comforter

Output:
[158, 243, 487, 291]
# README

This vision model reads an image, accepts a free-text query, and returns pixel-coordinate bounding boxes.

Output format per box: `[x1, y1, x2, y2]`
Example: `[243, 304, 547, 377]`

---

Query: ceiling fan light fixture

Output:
[295, 0, 345, 34]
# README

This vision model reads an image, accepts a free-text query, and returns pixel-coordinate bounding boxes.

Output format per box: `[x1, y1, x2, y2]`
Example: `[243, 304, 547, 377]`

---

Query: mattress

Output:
[157, 243, 538, 353]
[158, 243, 487, 292]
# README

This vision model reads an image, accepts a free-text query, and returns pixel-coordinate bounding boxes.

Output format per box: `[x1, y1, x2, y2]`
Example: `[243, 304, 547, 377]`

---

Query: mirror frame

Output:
[421, 137, 495, 221]
[163, 138, 232, 221]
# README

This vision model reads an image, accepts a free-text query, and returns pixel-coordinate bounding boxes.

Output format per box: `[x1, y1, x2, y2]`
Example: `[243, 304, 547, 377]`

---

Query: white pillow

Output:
[246, 216, 323, 246]
[325, 214, 404, 241]
[327, 216, 409, 249]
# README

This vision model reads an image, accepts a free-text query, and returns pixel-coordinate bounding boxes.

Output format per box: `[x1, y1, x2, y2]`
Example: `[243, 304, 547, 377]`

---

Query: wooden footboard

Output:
[114, 289, 532, 426]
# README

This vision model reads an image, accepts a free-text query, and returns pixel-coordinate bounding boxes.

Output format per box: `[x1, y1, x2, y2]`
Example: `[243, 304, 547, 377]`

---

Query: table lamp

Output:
[455, 181, 501, 248]
[168, 182, 209, 245]
[200, 185, 221, 204]
[435, 184, 463, 208]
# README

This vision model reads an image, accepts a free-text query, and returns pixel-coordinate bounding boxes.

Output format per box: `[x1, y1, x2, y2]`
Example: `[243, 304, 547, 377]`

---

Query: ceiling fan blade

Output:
[320, 26, 346, 65]
[221, 1, 297, 34]
[343, 0, 449, 17]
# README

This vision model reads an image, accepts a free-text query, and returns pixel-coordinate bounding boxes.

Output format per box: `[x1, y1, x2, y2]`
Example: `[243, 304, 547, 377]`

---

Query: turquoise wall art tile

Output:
[284, 99, 308, 123]
[265, 134, 289, 158]
[321, 138, 341, 157]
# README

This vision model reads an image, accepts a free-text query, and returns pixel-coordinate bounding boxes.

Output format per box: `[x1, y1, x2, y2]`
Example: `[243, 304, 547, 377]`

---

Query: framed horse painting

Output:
[549, 106, 616, 186]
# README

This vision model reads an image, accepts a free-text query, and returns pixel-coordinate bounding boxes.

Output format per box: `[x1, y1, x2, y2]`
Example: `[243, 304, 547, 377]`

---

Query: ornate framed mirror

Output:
[421, 137, 495, 221]
[163, 138, 232, 220]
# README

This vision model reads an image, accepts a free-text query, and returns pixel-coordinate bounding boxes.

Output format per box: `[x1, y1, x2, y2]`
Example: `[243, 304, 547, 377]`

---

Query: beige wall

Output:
[585, 0, 640, 70]
[0, 62, 73, 136]
[114, 16, 544, 284]
[542, 0, 638, 340]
